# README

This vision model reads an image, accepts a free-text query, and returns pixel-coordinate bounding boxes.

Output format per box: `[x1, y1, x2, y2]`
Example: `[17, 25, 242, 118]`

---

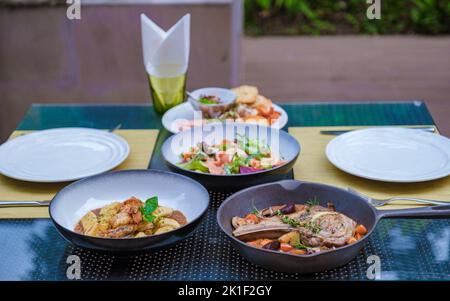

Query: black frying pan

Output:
[217, 180, 450, 273]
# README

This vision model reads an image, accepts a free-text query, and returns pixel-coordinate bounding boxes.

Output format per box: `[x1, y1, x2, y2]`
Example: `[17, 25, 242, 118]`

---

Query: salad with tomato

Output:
[178, 135, 285, 175]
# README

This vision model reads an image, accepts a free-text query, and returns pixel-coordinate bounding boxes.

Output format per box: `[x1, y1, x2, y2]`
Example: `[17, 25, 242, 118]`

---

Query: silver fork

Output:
[0, 200, 51, 207]
[347, 188, 448, 207]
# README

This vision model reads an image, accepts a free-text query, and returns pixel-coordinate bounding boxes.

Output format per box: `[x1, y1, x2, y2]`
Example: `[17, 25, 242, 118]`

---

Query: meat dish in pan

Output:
[232, 199, 368, 255]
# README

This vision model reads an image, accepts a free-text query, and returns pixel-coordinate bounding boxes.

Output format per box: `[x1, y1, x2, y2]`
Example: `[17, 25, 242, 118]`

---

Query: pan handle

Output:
[376, 204, 450, 219]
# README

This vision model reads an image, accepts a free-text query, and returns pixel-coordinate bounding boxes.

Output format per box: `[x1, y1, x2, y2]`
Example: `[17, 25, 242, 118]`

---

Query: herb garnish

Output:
[141, 196, 158, 223]
[280, 215, 322, 234]
[292, 242, 310, 250]
[304, 222, 322, 234]
[305, 196, 319, 207]
[250, 209, 260, 216]
[198, 95, 220, 105]
[250, 202, 262, 217]
[281, 215, 301, 227]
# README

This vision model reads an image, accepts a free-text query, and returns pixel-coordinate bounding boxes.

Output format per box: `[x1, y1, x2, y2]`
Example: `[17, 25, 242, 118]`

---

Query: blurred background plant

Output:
[245, 0, 450, 35]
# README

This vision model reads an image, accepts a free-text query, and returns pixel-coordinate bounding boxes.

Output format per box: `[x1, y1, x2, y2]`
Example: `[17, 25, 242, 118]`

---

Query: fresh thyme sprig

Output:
[281, 215, 301, 227]
[305, 196, 320, 207]
[250, 201, 262, 217]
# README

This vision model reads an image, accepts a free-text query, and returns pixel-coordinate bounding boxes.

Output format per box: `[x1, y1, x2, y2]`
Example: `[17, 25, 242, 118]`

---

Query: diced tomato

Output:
[250, 158, 261, 168]
[280, 243, 293, 252]
[248, 239, 262, 248]
[290, 249, 307, 255]
[268, 111, 281, 124]
[346, 237, 357, 244]
[205, 159, 225, 175]
[273, 160, 286, 167]
[260, 239, 273, 247]
[244, 213, 260, 224]
[255, 104, 273, 117]
[215, 151, 230, 165]
[355, 224, 368, 235]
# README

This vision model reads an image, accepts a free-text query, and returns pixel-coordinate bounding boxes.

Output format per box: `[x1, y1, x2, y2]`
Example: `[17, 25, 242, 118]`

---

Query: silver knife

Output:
[0, 200, 51, 207]
[320, 126, 436, 135]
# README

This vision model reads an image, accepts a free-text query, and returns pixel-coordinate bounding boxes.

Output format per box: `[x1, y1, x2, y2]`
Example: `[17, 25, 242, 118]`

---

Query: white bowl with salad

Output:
[161, 123, 301, 190]
[188, 87, 237, 118]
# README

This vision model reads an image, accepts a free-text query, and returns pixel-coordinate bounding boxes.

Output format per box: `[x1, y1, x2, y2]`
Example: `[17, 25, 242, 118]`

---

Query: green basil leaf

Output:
[143, 213, 156, 223]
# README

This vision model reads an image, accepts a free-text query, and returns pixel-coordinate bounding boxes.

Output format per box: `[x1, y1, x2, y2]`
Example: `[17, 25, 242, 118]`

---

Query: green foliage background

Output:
[244, 0, 450, 35]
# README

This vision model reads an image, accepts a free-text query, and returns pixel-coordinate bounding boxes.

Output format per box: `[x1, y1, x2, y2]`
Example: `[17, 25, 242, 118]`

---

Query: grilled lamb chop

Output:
[232, 204, 357, 248]
[297, 211, 356, 247]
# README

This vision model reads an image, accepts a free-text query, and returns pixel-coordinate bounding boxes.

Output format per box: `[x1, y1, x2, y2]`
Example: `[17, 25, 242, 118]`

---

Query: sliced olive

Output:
[279, 202, 296, 214]
[262, 240, 280, 251]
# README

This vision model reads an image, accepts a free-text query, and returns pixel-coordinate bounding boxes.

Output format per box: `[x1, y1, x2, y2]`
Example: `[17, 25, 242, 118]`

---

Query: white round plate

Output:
[326, 127, 450, 183]
[0, 128, 130, 182]
[162, 101, 288, 134]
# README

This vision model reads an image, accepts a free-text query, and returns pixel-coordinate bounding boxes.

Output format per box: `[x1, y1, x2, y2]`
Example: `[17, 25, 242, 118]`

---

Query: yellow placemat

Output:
[0, 129, 159, 219]
[289, 125, 449, 210]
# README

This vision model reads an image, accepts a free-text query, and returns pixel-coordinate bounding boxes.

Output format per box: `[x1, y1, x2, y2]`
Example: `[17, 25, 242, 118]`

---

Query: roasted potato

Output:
[98, 202, 121, 224]
[278, 231, 300, 245]
[110, 211, 131, 229]
[154, 226, 175, 235]
[85, 222, 109, 237]
[80, 211, 97, 232]
[153, 206, 173, 218]
[157, 218, 180, 229]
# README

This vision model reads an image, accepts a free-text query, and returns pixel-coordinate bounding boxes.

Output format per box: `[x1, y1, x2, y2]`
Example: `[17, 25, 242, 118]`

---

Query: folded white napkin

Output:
[140, 13, 190, 77]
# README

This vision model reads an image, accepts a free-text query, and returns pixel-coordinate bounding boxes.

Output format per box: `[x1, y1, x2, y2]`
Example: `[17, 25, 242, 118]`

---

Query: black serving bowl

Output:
[49, 169, 209, 252]
[161, 123, 301, 190]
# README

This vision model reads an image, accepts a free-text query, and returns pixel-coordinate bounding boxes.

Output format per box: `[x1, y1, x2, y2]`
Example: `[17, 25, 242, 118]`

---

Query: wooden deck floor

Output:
[242, 36, 450, 135]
